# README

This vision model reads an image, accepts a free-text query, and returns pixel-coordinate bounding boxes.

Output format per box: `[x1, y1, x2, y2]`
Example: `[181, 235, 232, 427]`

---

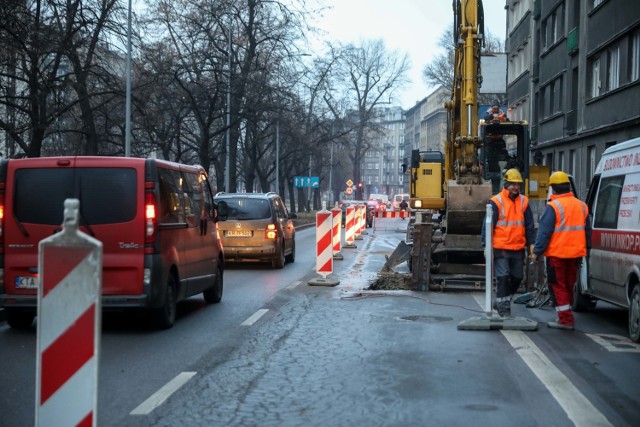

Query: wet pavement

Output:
[134, 218, 629, 427]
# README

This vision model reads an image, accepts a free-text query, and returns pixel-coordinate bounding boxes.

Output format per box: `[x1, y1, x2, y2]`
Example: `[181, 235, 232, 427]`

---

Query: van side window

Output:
[158, 168, 185, 224]
[593, 176, 625, 229]
[273, 197, 287, 218]
[183, 172, 202, 225]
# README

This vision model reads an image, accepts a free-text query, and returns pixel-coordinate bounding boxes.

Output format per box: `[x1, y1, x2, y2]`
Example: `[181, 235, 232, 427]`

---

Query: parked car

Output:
[0, 156, 225, 329]
[214, 192, 295, 268]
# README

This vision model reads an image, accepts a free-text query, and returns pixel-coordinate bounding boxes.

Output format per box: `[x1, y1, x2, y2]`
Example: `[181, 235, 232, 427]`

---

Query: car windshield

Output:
[218, 198, 271, 220]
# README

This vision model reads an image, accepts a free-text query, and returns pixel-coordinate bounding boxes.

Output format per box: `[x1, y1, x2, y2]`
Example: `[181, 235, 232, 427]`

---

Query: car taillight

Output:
[0, 194, 4, 250]
[145, 191, 157, 243]
[265, 224, 278, 239]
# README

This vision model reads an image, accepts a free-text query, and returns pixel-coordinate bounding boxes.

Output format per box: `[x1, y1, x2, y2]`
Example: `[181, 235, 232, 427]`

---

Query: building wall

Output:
[507, 0, 640, 199]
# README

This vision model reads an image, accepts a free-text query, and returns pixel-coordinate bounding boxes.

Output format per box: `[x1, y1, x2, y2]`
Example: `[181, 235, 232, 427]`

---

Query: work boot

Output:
[547, 321, 574, 331]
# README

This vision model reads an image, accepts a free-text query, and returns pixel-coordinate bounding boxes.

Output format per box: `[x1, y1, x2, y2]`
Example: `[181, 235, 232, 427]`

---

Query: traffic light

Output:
[358, 182, 363, 189]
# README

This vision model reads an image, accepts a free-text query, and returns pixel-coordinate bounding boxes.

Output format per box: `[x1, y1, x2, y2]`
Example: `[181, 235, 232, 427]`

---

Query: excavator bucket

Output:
[381, 240, 412, 272]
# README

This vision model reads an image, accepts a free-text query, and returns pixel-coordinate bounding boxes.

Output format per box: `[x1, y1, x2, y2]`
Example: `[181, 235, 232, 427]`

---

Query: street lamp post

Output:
[224, 8, 232, 192]
[275, 121, 280, 195]
[124, 0, 132, 157]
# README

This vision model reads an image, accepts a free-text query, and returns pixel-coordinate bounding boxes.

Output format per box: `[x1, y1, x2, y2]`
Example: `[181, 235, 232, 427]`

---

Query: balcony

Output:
[567, 27, 579, 55]
[532, 60, 539, 82]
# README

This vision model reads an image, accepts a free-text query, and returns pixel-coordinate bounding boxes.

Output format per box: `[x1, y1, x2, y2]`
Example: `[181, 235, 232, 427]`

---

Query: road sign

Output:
[346, 179, 353, 187]
[345, 187, 353, 195]
[294, 176, 319, 188]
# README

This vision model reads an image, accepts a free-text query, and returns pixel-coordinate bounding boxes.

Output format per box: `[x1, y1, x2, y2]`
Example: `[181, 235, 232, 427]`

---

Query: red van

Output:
[0, 157, 225, 329]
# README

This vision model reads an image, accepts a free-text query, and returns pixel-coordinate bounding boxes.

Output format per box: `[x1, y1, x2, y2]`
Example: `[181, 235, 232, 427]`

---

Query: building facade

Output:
[361, 106, 406, 197]
[506, 0, 640, 198]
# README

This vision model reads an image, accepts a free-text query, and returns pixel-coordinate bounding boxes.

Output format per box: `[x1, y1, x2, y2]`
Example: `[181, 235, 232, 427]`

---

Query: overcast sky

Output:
[310, 0, 507, 109]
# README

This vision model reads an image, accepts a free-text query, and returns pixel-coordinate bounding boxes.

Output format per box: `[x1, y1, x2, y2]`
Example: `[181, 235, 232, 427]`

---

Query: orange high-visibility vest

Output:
[544, 193, 588, 258]
[490, 188, 529, 250]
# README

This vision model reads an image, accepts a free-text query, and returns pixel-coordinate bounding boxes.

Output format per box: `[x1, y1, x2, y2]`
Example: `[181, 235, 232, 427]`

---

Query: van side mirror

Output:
[215, 200, 228, 222]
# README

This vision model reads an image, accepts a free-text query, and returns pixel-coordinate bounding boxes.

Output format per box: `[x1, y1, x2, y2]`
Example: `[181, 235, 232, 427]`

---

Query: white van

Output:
[574, 137, 640, 341]
[393, 193, 410, 211]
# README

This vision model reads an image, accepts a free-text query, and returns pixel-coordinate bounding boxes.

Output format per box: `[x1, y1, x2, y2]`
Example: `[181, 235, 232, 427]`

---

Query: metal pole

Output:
[485, 203, 493, 314]
[275, 121, 280, 195]
[224, 10, 232, 192]
[307, 152, 312, 211]
[329, 139, 333, 205]
[124, 0, 132, 157]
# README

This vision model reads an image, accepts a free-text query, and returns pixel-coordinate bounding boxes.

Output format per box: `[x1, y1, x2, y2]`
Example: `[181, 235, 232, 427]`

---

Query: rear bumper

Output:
[223, 245, 277, 260]
[0, 294, 149, 310]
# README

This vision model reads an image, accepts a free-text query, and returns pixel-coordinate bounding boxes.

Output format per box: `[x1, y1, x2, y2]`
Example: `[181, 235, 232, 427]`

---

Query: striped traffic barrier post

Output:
[308, 206, 339, 286]
[343, 205, 357, 249]
[354, 205, 363, 240]
[330, 207, 343, 260]
[36, 199, 103, 427]
[360, 204, 368, 235]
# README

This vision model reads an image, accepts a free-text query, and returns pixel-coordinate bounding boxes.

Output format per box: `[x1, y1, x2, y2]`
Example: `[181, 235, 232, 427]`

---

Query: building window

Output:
[558, 151, 565, 171]
[607, 45, 619, 91]
[569, 149, 576, 178]
[590, 57, 601, 98]
[592, 0, 604, 9]
[542, 4, 565, 50]
[630, 29, 640, 82]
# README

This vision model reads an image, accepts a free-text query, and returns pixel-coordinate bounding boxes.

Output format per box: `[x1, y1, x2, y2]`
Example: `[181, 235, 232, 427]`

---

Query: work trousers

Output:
[493, 248, 525, 315]
[546, 256, 580, 326]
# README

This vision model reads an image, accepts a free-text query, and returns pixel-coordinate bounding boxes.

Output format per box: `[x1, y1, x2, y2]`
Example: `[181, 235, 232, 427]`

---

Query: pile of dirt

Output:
[367, 272, 413, 291]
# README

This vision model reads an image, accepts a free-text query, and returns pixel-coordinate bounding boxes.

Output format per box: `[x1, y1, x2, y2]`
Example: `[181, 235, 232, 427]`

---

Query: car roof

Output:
[215, 192, 278, 199]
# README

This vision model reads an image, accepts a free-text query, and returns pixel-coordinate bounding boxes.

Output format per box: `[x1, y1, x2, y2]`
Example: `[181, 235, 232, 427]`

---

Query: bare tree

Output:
[422, 25, 504, 92]
[330, 39, 410, 200]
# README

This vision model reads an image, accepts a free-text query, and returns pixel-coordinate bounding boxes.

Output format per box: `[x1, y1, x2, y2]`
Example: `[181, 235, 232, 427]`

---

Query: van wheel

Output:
[152, 275, 177, 329]
[572, 264, 596, 312]
[6, 309, 35, 329]
[272, 240, 285, 269]
[203, 264, 223, 304]
[629, 285, 640, 342]
[285, 240, 295, 263]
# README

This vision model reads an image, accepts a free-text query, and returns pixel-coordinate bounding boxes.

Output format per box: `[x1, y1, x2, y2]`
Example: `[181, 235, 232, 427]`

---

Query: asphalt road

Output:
[0, 219, 639, 426]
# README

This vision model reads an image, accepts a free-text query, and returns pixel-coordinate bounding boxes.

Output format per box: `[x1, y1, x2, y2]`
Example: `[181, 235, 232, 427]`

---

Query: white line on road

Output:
[241, 309, 269, 326]
[130, 372, 196, 415]
[501, 331, 612, 426]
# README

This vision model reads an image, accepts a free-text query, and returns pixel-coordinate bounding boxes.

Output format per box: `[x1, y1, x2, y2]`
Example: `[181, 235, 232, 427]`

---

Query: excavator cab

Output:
[479, 120, 529, 194]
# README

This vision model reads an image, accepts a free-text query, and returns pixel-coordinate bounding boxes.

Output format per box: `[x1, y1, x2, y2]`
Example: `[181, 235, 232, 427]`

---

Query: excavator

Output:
[391, 0, 549, 290]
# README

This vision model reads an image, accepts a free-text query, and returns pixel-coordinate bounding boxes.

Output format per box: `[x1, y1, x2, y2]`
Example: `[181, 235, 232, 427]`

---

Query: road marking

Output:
[130, 372, 196, 415]
[241, 309, 269, 326]
[286, 280, 302, 290]
[501, 331, 613, 426]
[586, 333, 640, 353]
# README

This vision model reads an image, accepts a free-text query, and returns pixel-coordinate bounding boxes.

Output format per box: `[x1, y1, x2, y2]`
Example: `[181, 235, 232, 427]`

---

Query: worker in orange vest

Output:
[532, 171, 591, 330]
[482, 168, 536, 317]
[483, 99, 508, 122]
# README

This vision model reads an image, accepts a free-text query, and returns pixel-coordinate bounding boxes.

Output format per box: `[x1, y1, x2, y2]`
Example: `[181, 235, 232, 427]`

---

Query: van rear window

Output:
[14, 168, 137, 225]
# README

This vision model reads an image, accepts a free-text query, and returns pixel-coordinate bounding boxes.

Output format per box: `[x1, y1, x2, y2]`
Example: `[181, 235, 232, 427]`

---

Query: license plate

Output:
[226, 230, 251, 237]
[16, 276, 39, 289]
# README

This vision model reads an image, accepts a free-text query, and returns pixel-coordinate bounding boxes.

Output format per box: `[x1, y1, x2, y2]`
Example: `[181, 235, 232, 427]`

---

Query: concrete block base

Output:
[308, 276, 340, 287]
[457, 314, 538, 331]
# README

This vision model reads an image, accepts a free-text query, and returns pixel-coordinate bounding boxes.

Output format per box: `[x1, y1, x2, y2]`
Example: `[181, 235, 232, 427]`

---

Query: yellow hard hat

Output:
[503, 168, 523, 183]
[549, 171, 570, 185]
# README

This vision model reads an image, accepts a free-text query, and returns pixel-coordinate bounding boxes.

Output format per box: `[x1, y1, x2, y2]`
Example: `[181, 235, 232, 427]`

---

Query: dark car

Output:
[214, 192, 295, 268]
[341, 202, 373, 228]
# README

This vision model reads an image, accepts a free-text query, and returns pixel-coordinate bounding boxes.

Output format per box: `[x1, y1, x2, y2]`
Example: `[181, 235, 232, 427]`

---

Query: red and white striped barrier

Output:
[308, 208, 339, 286]
[354, 205, 363, 239]
[374, 210, 409, 218]
[330, 207, 343, 259]
[36, 199, 103, 427]
[344, 205, 357, 248]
